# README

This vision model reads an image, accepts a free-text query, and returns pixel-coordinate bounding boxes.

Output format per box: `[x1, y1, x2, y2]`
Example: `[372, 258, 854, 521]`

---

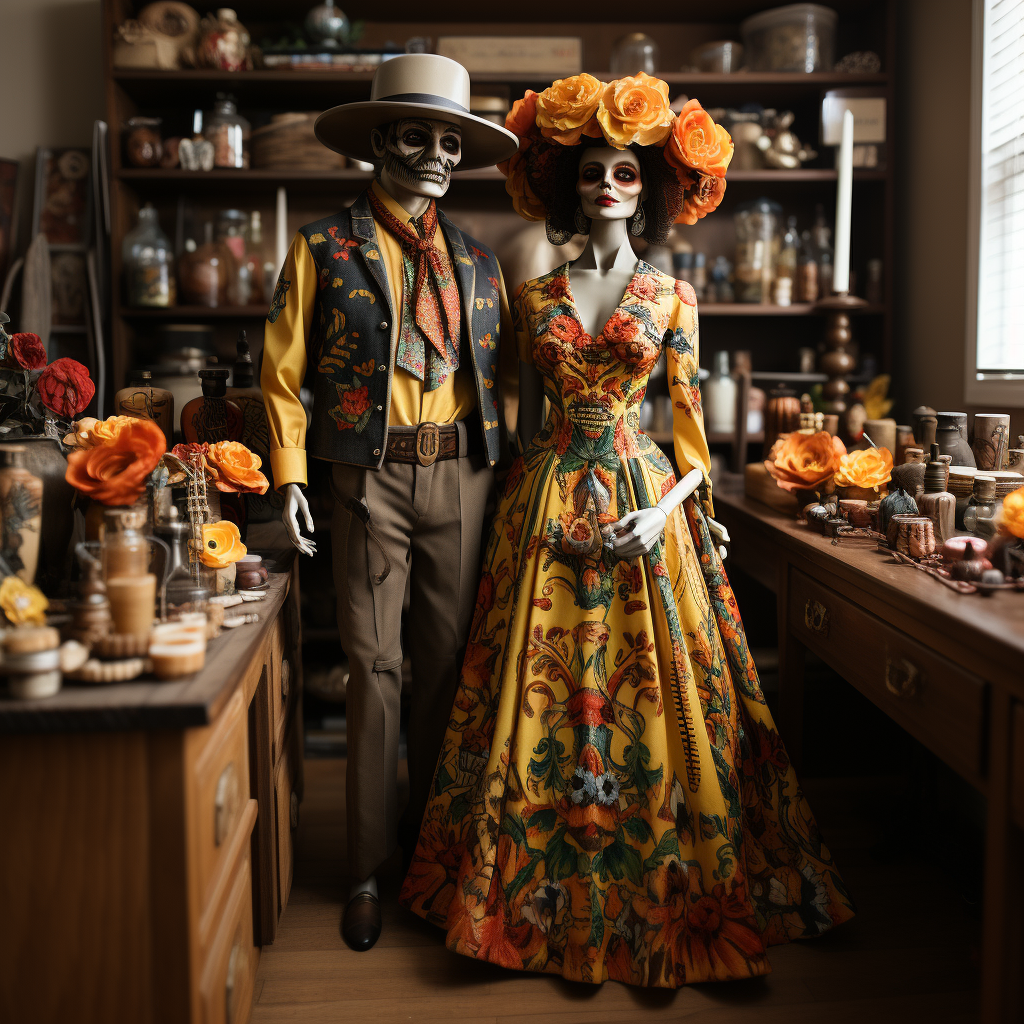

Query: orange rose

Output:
[676, 172, 727, 225]
[834, 447, 893, 491]
[200, 520, 247, 568]
[536, 74, 605, 145]
[665, 99, 733, 177]
[205, 441, 269, 494]
[765, 431, 847, 494]
[503, 149, 547, 222]
[497, 90, 539, 175]
[597, 74, 674, 149]
[1000, 486, 1024, 539]
[63, 414, 135, 449]
[65, 417, 166, 505]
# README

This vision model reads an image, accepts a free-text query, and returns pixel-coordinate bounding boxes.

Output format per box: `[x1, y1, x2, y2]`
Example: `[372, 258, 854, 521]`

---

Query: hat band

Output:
[377, 92, 470, 114]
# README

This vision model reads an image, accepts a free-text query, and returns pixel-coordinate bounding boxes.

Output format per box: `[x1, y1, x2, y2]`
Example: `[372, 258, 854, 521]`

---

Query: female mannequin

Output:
[401, 74, 853, 988]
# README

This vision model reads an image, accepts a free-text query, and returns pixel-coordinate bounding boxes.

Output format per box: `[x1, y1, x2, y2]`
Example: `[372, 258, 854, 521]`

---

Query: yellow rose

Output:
[63, 414, 135, 449]
[834, 447, 893, 491]
[200, 520, 247, 568]
[0, 575, 49, 626]
[1000, 486, 1024, 539]
[596, 74, 674, 149]
[536, 74, 605, 145]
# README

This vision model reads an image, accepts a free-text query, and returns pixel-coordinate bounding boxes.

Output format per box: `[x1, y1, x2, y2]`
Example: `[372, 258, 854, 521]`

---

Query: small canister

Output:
[896, 516, 936, 559]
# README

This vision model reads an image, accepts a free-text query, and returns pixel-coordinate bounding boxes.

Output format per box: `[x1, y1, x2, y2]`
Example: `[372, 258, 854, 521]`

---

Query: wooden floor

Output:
[253, 758, 982, 1024]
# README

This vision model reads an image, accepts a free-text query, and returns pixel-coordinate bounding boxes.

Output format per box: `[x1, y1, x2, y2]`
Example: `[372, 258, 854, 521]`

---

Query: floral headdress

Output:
[499, 73, 733, 240]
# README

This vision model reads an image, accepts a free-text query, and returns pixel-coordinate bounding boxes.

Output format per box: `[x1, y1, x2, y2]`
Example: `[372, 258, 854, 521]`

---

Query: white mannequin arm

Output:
[518, 361, 546, 451]
[283, 482, 317, 556]
[606, 468, 703, 559]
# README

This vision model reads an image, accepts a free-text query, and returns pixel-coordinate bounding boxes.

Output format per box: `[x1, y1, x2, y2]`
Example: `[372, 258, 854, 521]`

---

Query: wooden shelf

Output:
[699, 303, 885, 316]
[119, 305, 270, 318]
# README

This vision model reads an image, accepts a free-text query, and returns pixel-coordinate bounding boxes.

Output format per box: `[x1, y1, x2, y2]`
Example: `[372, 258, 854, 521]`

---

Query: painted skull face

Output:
[371, 118, 462, 199]
[577, 147, 643, 222]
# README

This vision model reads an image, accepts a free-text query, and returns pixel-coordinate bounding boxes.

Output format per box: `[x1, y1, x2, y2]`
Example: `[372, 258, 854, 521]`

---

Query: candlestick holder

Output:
[815, 291, 868, 437]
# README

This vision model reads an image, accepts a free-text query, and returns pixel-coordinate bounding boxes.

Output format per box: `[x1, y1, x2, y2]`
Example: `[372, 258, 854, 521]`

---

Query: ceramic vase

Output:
[935, 412, 976, 468]
[971, 413, 1011, 471]
[0, 445, 43, 583]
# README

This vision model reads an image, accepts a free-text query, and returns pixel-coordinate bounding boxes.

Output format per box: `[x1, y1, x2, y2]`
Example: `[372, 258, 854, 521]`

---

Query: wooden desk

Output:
[714, 475, 1024, 1024]
[0, 558, 304, 1024]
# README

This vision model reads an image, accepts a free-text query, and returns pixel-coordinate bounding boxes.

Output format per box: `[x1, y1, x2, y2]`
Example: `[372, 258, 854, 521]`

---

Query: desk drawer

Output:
[198, 847, 256, 1024]
[190, 689, 251, 916]
[788, 568, 987, 782]
[274, 720, 300, 918]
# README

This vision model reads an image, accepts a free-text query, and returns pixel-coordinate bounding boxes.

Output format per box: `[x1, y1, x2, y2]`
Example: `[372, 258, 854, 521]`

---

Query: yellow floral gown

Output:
[400, 260, 854, 987]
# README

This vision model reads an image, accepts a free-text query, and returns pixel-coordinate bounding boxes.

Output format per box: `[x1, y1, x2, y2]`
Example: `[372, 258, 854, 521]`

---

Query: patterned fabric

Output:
[366, 188, 462, 391]
[400, 261, 854, 988]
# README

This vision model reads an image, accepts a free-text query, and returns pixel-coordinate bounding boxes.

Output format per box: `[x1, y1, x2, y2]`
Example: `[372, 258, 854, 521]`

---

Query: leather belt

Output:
[384, 417, 482, 466]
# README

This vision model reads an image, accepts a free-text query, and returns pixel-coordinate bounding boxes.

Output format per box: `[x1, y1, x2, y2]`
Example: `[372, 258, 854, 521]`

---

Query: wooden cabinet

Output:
[0, 563, 303, 1024]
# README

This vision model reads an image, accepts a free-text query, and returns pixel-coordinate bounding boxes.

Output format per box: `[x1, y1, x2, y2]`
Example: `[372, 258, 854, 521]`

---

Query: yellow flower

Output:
[62, 414, 135, 449]
[834, 447, 893, 491]
[536, 74, 605, 145]
[596, 74, 674, 149]
[0, 575, 49, 626]
[200, 520, 247, 569]
[1000, 486, 1024, 539]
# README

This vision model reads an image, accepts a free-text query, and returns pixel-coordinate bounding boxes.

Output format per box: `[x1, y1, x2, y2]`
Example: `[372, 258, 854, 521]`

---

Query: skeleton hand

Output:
[283, 483, 317, 556]
[606, 506, 668, 559]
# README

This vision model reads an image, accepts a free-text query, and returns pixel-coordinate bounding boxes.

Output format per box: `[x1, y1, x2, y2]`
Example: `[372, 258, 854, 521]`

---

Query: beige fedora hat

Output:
[314, 53, 517, 170]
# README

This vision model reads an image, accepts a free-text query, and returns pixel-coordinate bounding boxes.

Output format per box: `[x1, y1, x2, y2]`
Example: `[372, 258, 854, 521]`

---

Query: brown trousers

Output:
[331, 439, 493, 881]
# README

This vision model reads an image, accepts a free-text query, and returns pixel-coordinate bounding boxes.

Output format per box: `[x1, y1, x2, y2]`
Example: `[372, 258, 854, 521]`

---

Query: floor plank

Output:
[253, 758, 981, 1023]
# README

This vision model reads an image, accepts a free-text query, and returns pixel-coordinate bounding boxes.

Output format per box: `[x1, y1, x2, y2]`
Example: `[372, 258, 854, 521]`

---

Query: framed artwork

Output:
[33, 148, 92, 247]
[0, 159, 18, 289]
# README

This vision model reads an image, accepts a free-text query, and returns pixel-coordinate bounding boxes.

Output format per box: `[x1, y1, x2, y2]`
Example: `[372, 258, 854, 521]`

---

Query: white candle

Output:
[833, 108, 854, 295]
[275, 186, 288, 278]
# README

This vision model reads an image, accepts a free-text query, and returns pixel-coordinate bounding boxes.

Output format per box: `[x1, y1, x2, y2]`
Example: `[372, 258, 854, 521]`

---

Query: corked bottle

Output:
[916, 443, 956, 544]
[114, 369, 175, 448]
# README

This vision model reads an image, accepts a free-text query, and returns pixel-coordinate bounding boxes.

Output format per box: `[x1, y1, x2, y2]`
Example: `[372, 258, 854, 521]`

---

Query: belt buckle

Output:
[415, 422, 440, 466]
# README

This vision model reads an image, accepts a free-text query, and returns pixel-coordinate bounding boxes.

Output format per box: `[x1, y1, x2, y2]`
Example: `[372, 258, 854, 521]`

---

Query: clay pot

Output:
[935, 412, 976, 468]
[16, 436, 76, 594]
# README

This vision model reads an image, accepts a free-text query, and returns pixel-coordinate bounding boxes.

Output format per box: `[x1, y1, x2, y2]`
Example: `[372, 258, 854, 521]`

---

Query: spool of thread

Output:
[106, 574, 157, 638]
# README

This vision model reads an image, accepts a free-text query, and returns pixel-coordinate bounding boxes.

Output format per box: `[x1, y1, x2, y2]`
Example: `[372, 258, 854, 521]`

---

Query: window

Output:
[966, 0, 1024, 402]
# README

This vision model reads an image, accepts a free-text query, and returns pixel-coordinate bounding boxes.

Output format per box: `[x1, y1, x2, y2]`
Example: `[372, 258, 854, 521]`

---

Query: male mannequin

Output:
[261, 54, 518, 951]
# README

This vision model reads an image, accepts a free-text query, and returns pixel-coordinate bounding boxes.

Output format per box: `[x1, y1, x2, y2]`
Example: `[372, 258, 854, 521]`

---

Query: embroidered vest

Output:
[296, 191, 506, 470]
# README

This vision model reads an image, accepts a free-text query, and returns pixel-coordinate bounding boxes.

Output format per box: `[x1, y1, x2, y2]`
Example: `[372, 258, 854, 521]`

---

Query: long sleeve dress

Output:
[399, 259, 854, 988]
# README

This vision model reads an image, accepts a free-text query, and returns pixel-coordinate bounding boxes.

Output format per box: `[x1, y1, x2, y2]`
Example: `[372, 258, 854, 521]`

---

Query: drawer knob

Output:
[290, 789, 300, 830]
[281, 659, 291, 702]
[885, 654, 920, 698]
[804, 597, 830, 637]
[214, 762, 240, 847]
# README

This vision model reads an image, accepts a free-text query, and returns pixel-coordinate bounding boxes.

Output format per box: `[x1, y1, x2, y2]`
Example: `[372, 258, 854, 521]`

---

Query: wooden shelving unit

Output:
[103, 0, 897, 397]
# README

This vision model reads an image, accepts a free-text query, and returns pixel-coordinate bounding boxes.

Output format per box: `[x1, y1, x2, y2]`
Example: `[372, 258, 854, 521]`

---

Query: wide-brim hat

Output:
[314, 53, 518, 170]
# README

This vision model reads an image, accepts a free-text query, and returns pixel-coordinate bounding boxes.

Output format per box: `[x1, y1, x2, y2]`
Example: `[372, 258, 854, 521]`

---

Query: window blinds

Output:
[977, 0, 1024, 374]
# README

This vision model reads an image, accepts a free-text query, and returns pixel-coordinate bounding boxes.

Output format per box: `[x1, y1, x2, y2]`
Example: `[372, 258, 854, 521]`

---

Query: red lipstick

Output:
[595, 195, 618, 207]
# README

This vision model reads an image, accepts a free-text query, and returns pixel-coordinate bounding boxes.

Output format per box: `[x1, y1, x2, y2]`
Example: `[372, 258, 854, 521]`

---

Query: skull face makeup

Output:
[576, 147, 643, 222]
[371, 118, 463, 200]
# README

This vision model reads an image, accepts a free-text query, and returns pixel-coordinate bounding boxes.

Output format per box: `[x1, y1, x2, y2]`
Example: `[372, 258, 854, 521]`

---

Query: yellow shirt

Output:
[261, 183, 512, 488]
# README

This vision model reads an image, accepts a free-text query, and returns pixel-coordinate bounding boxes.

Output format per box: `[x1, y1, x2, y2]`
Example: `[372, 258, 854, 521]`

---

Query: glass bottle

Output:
[178, 222, 236, 307]
[777, 215, 799, 281]
[703, 350, 737, 436]
[796, 229, 819, 302]
[962, 474, 998, 538]
[711, 256, 734, 303]
[240, 211, 266, 305]
[734, 198, 782, 303]
[812, 205, 834, 296]
[102, 508, 158, 638]
[205, 94, 250, 169]
[610, 32, 659, 74]
[216, 208, 248, 304]
[917, 444, 956, 544]
[180, 367, 244, 444]
[123, 204, 176, 307]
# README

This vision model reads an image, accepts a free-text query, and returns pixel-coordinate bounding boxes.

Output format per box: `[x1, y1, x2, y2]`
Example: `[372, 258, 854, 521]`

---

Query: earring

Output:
[574, 204, 589, 235]
[630, 202, 646, 237]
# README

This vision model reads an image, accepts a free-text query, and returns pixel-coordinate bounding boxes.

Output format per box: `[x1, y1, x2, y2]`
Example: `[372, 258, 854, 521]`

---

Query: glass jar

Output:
[123, 204, 176, 307]
[205, 94, 249, 169]
[216, 209, 248, 303]
[734, 198, 782, 303]
[178, 222, 237, 307]
[963, 474, 998, 538]
[123, 116, 163, 168]
[610, 32, 659, 75]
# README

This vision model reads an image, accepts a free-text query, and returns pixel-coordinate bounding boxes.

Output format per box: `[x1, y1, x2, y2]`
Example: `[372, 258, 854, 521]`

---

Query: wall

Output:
[897, 0, 1023, 437]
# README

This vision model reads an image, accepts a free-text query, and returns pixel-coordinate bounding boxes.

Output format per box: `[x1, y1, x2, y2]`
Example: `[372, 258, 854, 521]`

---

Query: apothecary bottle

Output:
[734, 198, 782, 303]
[205, 94, 250, 169]
[123, 204, 176, 307]
[962, 474, 998, 539]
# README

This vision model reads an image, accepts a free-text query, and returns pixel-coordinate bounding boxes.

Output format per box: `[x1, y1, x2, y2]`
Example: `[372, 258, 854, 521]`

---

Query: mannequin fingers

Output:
[302, 501, 315, 534]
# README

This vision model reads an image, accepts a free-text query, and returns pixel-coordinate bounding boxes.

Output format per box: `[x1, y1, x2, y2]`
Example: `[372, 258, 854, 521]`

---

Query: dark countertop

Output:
[0, 568, 291, 735]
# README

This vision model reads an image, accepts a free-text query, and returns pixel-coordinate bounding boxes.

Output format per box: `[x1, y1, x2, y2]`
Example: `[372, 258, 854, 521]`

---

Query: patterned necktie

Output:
[367, 190, 462, 391]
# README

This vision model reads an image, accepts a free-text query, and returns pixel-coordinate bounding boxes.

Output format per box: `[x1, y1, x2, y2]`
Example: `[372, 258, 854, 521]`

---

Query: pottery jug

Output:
[935, 412, 976, 469]
[16, 435, 76, 593]
[0, 445, 43, 583]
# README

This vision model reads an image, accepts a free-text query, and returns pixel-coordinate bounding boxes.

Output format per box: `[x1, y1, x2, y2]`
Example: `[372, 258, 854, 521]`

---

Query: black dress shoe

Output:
[341, 892, 382, 951]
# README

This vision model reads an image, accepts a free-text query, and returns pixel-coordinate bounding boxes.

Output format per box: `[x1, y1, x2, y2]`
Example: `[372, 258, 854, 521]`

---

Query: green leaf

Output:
[527, 808, 557, 833]
[699, 812, 727, 841]
[601, 837, 643, 884]
[448, 792, 471, 826]
[543, 826, 577, 881]
[588, 884, 605, 949]
[504, 851, 542, 904]
[500, 812, 529, 848]
[433, 765, 454, 795]
[643, 830, 681, 874]
[623, 815, 654, 843]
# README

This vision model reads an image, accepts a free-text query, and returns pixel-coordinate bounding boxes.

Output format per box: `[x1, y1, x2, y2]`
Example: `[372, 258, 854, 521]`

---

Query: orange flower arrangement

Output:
[497, 90, 539, 175]
[677, 172, 727, 225]
[1000, 485, 1024, 539]
[65, 417, 166, 506]
[63, 414, 135, 449]
[205, 441, 269, 495]
[765, 431, 847, 494]
[536, 74, 604, 145]
[596, 73, 674, 148]
[200, 520, 247, 568]
[665, 99, 734, 178]
[834, 447, 893, 492]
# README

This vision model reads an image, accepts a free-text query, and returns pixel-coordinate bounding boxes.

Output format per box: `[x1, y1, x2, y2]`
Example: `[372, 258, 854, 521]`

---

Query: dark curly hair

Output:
[531, 140, 685, 247]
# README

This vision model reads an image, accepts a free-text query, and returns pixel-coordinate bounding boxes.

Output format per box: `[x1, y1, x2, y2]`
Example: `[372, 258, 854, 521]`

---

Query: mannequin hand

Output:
[707, 515, 729, 561]
[606, 506, 668, 559]
[283, 483, 317, 556]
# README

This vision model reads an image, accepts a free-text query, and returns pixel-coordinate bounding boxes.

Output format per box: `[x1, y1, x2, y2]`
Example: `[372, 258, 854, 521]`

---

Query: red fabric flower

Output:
[4, 332, 47, 371]
[37, 358, 94, 418]
[675, 280, 698, 306]
[340, 385, 370, 417]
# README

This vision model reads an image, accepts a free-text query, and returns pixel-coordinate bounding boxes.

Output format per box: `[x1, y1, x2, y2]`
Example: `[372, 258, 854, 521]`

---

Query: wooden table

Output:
[714, 475, 1024, 1024]
[0, 557, 304, 1024]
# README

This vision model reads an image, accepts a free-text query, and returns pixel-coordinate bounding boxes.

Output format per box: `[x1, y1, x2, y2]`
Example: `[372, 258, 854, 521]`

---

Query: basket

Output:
[251, 113, 347, 172]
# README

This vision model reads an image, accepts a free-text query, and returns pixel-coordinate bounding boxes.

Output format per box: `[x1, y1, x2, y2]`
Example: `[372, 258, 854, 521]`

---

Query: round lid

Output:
[974, 474, 996, 500]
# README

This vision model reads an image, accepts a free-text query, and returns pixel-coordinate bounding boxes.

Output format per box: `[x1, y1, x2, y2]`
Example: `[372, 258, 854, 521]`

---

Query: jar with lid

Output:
[216, 209, 247, 303]
[178, 222, 237, 307]
[963, 474, 998, 538]
[204, 94, 249, 169]
[734, 198, 782, 303]
[123, 204, 176, 307]
[123, 116, 163, 168]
